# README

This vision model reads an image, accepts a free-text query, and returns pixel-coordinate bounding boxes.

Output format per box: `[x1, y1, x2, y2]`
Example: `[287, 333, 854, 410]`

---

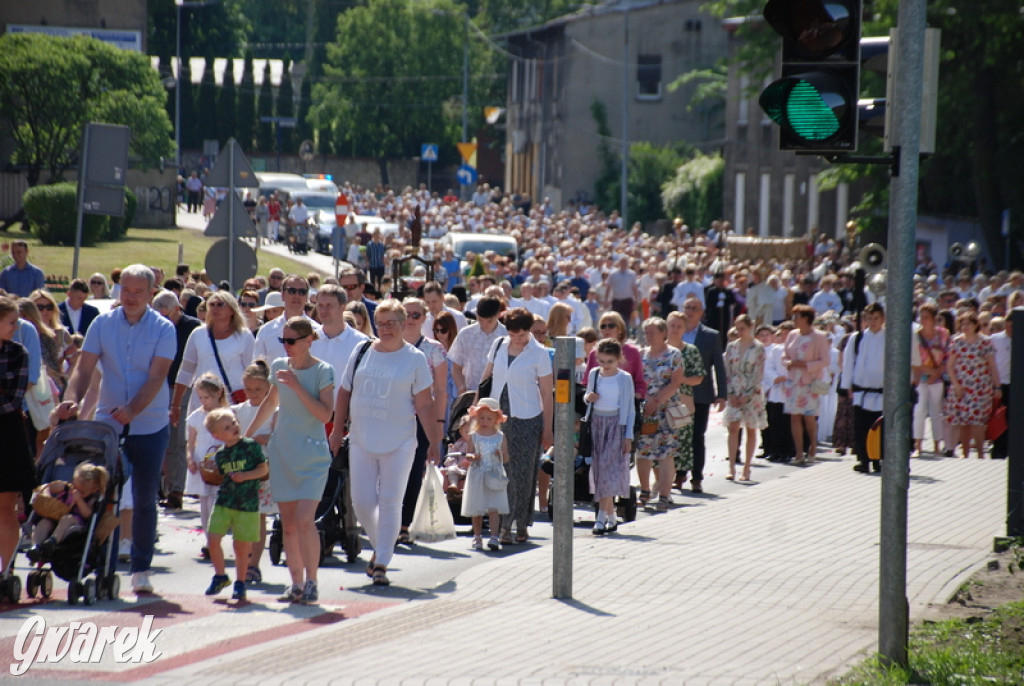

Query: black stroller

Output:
[540, 454, 638, 524]
[23, 421, 124, 605]
[442, 391, 477, 526]
[268, 440, 361, 565]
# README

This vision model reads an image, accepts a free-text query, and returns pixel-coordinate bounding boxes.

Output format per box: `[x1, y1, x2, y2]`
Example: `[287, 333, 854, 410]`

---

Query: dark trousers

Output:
[763, 401, 796, 458]
[992, 383, 1011, 459]
[854, 406, 883, 468]
[691, 402, 711, 483]
[400, 418, 430, 528]
[611, 298, 634, 327]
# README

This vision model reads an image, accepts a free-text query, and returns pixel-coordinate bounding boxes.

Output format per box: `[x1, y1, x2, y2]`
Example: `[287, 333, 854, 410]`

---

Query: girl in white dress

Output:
[460, 398, 510, 551]
[186, 373, 229, 559]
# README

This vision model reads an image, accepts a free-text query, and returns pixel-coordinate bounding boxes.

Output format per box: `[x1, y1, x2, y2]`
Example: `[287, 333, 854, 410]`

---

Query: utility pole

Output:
[879, 0, 926, 669]
[619, 5, 630, 232]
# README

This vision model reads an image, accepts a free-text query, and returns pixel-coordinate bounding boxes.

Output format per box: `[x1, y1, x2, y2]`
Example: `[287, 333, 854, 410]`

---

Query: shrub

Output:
[23, 183, 108, 246]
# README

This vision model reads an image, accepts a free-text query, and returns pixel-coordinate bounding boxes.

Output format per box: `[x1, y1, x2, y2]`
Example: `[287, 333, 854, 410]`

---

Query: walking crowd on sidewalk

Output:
[0, 184, 1018, 602]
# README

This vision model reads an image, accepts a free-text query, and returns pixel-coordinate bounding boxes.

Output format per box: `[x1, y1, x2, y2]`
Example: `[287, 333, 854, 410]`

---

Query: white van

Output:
[440, 231, 519, 267]
[256, 172, 309, 198]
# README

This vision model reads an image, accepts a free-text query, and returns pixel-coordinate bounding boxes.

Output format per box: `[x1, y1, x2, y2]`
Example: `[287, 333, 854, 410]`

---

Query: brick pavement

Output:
[141, 456, 1005, 686]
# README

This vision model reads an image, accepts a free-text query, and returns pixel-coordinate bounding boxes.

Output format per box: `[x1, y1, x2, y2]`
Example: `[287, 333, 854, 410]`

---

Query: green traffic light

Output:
[758, 69, 854, 146]
[786, 81, 842, 140]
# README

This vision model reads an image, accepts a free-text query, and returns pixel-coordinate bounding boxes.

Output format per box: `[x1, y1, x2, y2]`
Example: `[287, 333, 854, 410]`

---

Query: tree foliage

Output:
[662, 153, 725, 232]
[0, 33, 174, 186]
[277, 56, 296, 156]
[256, 61, 274, 153]
[196, 53, 218, 145]
[311, 0, 497, 161]
[236, 50, 256, 151]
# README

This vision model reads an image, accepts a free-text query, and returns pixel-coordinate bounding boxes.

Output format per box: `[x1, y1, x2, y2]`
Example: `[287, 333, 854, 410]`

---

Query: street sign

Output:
[456, 164, 478, 186]
[82, 185, 125, 217]
[83, 124, 130, 187]
[204, 193, 259, 238]
[457, 142, 477, 162]
[205, 139, 258, 188]
[335, 193, 349, 228]
[421, 144, 438, 162]
[205, 238, 258, 291]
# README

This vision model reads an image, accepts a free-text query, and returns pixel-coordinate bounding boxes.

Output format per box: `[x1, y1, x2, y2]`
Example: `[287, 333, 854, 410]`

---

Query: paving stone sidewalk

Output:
[147, 456, 1006, 686]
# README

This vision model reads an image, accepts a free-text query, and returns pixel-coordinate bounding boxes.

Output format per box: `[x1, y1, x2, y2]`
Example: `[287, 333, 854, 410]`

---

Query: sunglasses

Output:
[35, 303, 55, 312]
[207, 300, 227, 308]
[284, 287, 308, 296]
[340, 284, 360, 291]
[90, 280, 105, 286]
[406, 312, 423, 320]
[599, 323, 618, 329]
[240, 302, 257, 308]
[269, 275, 284, 280]
[278, 334, 310, 346]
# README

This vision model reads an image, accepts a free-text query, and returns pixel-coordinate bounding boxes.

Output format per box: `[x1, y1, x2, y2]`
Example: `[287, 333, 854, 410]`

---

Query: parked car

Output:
[440, 231, 519, 270]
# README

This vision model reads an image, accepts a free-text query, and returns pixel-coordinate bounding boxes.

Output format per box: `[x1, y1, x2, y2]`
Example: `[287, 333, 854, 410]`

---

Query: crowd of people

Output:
[0, 184, 1019, 600]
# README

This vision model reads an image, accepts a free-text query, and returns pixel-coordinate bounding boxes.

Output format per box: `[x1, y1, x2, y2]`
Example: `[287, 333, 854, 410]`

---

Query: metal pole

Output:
[552, 337, 576, 599]
[879, 0, 927, 669]
[228, 140, 235, 290]
[462, 15, 469, 146]
[175, 2, 182, 169]
[620, 5, 630, 232]
[1007, 308, 1024, 537]
[73, 125, 91, 280]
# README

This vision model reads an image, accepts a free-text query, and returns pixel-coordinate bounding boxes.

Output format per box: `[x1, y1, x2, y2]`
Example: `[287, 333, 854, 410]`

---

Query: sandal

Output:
[498, 529, 514, 546]
[515, 530, 529, 544]
[656, 496, 671, 512]
[365, 555, 377, 578]
[638, 489, 652, 507]
[371, 565, 390, 586]
[397, 529, 413, 546]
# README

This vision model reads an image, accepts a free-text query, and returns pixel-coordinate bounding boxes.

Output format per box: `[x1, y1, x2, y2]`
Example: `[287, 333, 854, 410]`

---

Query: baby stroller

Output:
[267, 440, 361, 565]
[442, 391, 477, 526]
[540, 453, 638, 524]
[286, 219, 314, 255]
[24, 421, 124, 605]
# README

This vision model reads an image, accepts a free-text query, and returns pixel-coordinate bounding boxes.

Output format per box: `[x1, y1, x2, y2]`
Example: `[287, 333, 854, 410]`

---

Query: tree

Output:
[147, 1, 247, 64]
[311, 0, 495, 161]
[662, 153, 725, 232]
[295, 69, 313, 148]
[276, 56, 296, 156]
[179, 57, 199, 154]
[236, 50, 256, 152]
[196, 53, 218, 145]
[0, 33, 174, 187]
[216, 60, 238, 146]
[256, 61, 274, 153]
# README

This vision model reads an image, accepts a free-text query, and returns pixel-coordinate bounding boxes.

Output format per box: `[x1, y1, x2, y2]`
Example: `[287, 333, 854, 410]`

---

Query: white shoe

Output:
[119, 538, 132, 563]
[131, 571, 153, 594]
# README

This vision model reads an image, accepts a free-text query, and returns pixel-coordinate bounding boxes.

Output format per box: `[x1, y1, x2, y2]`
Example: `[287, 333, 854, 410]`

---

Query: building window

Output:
[637, 55, 662, 100]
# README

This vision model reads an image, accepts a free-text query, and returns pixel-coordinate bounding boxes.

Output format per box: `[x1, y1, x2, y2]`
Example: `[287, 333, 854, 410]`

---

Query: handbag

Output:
[25, 367, 59, 430]
[209, 329, 247, 404]
[810, 377, 831, 395]
[987, 398, 1008, 442]
[484, 465, 509, 490]
[664, 402, 693, 430]
[477, 337, 505, 399]
[640, 414, 660, 435]
[408, 466, 457, 542]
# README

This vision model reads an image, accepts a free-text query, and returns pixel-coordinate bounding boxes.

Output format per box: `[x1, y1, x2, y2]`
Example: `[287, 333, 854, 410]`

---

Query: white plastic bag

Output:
[408, 466, 456, 543]
[24, 369, 58, 430]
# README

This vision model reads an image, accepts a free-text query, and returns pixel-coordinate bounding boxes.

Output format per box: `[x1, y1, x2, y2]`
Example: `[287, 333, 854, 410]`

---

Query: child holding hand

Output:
[203, 407, 268, 601]
[459, 398, 510, 551]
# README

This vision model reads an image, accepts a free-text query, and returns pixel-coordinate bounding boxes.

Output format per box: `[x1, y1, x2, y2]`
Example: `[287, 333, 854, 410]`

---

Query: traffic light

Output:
[758, 0, 862, 153]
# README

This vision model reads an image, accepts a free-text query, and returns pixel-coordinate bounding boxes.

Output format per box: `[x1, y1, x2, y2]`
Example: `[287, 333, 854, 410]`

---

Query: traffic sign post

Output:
[421, 144, 438, 192]
[74, 123, 131, 278]
[204, 139, 259, 290]
[456, 164, 478, 186]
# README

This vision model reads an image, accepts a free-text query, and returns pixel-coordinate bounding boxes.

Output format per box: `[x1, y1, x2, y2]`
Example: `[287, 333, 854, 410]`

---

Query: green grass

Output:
[0, 223, 319, 294]
[835, 600, 1024, 685]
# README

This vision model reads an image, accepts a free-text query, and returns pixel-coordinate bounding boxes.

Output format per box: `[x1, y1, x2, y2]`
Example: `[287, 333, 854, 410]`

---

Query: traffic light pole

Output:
[878, 0, 926, 670]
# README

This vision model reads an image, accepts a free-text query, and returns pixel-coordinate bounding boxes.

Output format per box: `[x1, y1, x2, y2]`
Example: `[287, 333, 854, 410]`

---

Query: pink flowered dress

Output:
[944, 335, 994, 426]
[724, 340, 768, 429]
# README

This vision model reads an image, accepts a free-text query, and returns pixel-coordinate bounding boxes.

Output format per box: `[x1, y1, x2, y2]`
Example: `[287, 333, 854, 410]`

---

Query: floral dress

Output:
[724, 340, 768, 430]
[636, 346, 683, 465]
[673, 343, 704, 472]
[944, 335, 994, 426]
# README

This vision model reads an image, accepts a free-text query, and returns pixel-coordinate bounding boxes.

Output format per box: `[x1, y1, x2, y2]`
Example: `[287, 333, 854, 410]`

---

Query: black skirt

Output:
[0, 410, 36, 495]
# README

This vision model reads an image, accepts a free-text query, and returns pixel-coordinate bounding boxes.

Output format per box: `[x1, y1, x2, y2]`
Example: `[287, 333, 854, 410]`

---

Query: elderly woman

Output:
[781, 304, 831, 465]
[665, 311, 706, 488]
[247, 317, 334, 604]
[330, 300, 438, 587]
[635, 317, 687, 511]
[88, 273, 111, 300]
[171, 291, 255, 424]
[397, 298, 448, 545]
[584, 311, 647, 406]
[478, 307, 553, 544]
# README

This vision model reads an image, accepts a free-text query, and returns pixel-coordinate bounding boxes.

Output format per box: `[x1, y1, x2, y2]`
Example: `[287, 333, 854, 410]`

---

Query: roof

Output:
[498, 0, 691, 41]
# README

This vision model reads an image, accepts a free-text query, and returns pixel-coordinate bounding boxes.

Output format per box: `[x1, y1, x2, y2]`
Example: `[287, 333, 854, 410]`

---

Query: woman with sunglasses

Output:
[171, 292, 254, 429]
[395, 298, 448, 545]
[432, 311, 460, 432]
[584, 312, 647, 421]
[237, 289, 262, 334]
[330, 300, 439, 587]
[246, 317, 334, 603]
[29, 289, 75, 390]
[87, 273, 111, 300]
[17, 299, 62, 456]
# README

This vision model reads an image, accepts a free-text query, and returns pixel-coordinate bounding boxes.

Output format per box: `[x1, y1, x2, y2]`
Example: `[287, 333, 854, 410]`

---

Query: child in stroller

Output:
[441, 415, 472, 495]
[27, 464, 108, 562]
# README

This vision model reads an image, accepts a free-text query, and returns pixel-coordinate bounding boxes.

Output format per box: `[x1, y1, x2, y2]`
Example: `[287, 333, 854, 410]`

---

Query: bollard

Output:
[552, 337, 576, 599]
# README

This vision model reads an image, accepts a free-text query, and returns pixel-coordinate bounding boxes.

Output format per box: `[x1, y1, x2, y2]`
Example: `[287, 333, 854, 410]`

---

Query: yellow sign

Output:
[555, 379, 571, 405]
[457, 142, 477, 162]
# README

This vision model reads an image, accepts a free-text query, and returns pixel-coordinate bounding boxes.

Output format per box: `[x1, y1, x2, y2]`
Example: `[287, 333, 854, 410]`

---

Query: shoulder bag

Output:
[209, 328, 247, 404]
[476, 336, 505, 399]
[577, 370, 596, 457]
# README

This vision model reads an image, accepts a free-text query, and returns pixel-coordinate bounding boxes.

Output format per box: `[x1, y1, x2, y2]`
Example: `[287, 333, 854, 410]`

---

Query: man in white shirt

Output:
[421, 281, 467, 339]
[518, 281, 550, 319]
[841, 303, 886, 473]
[990, 315, 1012, 459]
[671, 266, 705, 310]
[552, 281, 592, 332]
[448, 296, 507, 394]
[310, 284, 369, 382]
[254, 274, 321, 361]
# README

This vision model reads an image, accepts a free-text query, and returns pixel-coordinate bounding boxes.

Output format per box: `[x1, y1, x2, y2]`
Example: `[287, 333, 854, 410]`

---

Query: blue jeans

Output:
[123, 426, 170, 573]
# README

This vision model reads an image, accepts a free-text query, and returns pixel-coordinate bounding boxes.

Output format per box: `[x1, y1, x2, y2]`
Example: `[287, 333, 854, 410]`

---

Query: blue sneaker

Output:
[205, 574, 230, 596]
[232, 580, 246, 600]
